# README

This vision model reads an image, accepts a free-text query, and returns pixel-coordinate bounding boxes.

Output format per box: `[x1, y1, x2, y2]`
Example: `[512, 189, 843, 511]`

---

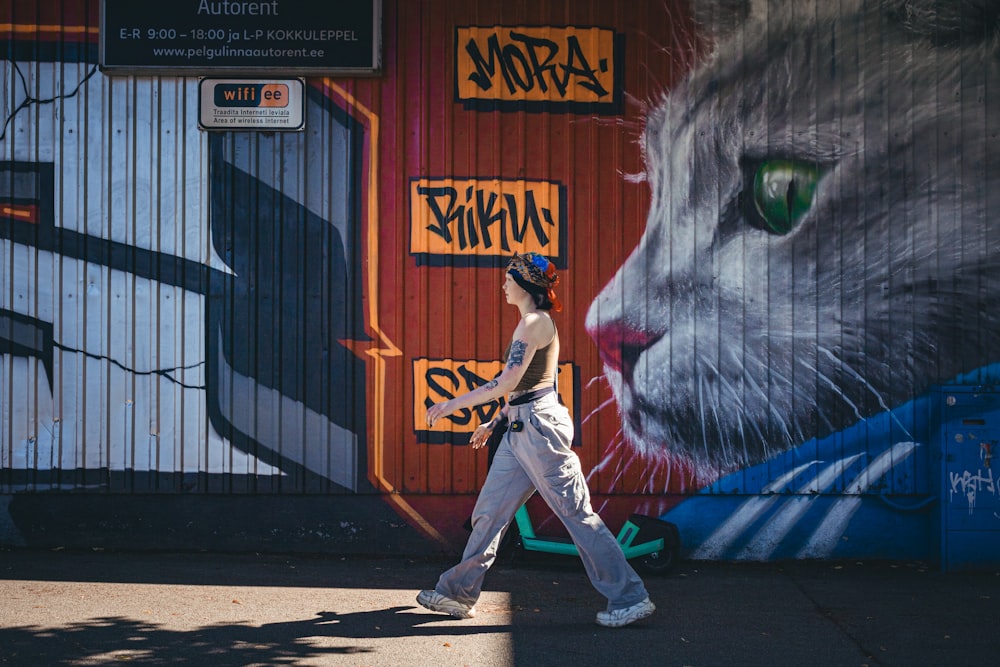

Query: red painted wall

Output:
[331, 1, 700, 545]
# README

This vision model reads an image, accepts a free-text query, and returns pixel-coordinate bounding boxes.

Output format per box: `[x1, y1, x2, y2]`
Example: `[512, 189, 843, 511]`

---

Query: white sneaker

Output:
[596, 597, 655, 628]
[416, 589, 476, 619]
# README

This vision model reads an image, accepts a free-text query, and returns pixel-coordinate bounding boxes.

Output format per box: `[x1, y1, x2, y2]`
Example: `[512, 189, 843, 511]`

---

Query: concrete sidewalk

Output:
[0, 548, 996, 666]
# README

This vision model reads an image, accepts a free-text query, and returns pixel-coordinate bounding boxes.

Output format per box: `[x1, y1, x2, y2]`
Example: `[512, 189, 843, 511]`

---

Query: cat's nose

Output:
[588, 320, 660, 379]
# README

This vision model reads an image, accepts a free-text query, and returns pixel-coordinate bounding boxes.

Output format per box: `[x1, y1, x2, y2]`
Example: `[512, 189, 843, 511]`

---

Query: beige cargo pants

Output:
[433, 392, 649, 612]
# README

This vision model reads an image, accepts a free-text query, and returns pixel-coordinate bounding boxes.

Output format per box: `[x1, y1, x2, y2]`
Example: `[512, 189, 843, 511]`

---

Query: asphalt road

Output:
[1, 548, 997, 666]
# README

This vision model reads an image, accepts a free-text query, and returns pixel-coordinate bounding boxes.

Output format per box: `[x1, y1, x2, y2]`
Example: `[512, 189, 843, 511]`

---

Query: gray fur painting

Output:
[586, 0, 1000, 481]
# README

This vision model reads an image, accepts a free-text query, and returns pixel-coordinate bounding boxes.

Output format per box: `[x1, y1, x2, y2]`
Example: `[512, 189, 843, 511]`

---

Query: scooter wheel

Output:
[635, 548, 676, 574]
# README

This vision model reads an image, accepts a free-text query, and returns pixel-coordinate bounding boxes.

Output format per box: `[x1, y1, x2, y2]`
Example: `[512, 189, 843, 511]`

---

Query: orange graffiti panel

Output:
[414, 357, 576, 438]
[456, 26, 618, 104]
[410, 178, 563, 259]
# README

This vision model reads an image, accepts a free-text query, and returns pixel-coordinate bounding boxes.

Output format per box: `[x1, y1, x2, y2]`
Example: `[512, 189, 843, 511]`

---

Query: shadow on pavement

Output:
[0, 604, 511, 666]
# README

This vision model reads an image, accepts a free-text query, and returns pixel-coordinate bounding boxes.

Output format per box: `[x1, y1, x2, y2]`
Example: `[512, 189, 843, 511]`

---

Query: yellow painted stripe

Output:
[320, 80, 446, 549]
[1, 205, 36, 221]
[0, 24, 98, 36]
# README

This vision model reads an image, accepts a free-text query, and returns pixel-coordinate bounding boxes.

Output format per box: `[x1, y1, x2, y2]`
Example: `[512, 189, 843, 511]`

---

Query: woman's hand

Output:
[425, 400, 457, 428]
[469, 420, 496, 449]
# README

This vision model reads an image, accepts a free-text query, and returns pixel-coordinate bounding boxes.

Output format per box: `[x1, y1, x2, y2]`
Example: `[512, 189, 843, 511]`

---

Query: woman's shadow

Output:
[0, 605, 509, 665]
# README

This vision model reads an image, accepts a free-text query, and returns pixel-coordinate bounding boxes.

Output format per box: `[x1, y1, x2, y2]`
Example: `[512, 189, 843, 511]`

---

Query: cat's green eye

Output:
[751, 160, 821, 234]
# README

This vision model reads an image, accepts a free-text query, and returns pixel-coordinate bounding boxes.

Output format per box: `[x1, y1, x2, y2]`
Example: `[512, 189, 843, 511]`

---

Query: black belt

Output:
[509, 386, 554, 405]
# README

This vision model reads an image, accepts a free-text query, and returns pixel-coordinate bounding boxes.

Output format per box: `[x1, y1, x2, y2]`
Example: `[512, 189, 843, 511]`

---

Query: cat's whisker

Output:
[816, 346, 914, 441]
[611, 433, 632, 492]
[752, 364, 798, 446]
[744, 342, 830, 452]
[622, 90, 650, 114]
[586, 429, 627, 483]
[720, 345, 760, 463]
[798, 354, 865, 422]
[593, 116, 644, 136]
[645, 457, 661, 493]
[696, 372, 719, 465]
[735, 415, 753, 469]
[584, 373, 609, 390]
[740, 354, 786, 441]
[658, 0, 701, 72]
[582, 373, 615, 421]
[786, 351, 839, 433]
[582, 395, 618, 426]
[662, 455, 676, 494]
[708, 350, 757, 468]
[609, 461, 626, 493]
[697, 353, 739, 469]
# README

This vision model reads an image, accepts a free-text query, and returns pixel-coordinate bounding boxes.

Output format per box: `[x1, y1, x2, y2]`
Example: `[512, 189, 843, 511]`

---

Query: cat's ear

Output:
[887, 0, 1000, 47]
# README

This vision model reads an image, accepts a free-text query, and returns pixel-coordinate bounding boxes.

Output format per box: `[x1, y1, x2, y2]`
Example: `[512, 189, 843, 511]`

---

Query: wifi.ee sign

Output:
[198, 78, 305, 131]
[215, 83, 288, 106]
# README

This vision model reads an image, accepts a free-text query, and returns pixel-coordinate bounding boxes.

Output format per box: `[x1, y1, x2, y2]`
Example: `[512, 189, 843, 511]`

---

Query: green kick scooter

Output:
[510, 501, 681, 574]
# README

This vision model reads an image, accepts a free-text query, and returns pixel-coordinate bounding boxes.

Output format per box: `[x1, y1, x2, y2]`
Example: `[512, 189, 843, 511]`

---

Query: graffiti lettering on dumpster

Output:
[949, 468, 997, 515]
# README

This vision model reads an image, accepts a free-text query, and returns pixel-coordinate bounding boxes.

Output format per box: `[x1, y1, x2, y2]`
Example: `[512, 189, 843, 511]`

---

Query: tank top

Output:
[508, 318, 558, 393]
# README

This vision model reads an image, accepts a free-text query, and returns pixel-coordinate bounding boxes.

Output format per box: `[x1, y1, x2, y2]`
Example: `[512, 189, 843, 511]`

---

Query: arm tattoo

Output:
[482, 379, 499, 391]
[507, 340, 527, 368]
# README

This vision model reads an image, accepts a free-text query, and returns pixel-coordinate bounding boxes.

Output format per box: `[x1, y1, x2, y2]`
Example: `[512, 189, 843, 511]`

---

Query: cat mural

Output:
[586, 0, 1000, 559]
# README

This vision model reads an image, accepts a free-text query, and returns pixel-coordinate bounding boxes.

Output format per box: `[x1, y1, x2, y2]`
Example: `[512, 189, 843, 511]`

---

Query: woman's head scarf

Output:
[506, 252, 562, 312]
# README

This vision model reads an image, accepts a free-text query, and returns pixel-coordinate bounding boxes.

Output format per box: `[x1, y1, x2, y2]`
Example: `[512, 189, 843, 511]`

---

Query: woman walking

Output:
[418, 253, 655, 628]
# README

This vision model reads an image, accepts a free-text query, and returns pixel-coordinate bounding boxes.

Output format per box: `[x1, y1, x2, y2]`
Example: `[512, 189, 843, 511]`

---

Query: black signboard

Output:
[100, 0, 381, 75]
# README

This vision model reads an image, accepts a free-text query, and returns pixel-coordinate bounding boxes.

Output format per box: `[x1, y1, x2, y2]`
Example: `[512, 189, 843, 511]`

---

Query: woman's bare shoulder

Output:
[519, 311, 554, 340]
